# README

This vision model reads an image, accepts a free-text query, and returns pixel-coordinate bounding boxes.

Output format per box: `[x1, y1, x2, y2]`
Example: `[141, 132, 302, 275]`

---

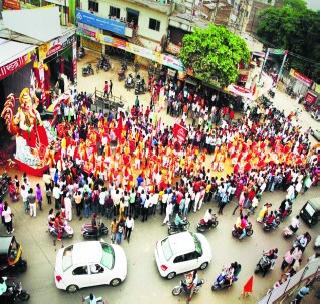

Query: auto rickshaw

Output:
[300, 197, 320, 227]
[0, 236, 27, 276]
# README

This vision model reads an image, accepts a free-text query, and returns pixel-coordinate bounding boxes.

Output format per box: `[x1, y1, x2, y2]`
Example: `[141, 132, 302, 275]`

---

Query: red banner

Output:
[0, 53, 32, 80]
[3, 0, 21, 10]
[305, 90, 318, 105]
[289, 68, 313, 87]
[173, 123, 188, 144]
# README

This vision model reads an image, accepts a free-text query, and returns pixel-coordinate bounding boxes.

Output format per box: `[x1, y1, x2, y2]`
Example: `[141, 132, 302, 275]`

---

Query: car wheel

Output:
[110, 278, 121, 287]
[66, 284, 79, 293]
[166, 272, 176, 280]
[199, 262, 208, 270]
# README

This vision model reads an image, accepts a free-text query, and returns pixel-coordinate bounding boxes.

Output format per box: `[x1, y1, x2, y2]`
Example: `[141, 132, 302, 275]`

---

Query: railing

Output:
[91, 88, 127, 113]
[258, 258, 320, 304]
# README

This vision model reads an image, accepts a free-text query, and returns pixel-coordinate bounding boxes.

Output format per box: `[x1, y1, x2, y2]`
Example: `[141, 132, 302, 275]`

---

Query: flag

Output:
[116, 115, 123, 140]
[243, 276, 253, 293]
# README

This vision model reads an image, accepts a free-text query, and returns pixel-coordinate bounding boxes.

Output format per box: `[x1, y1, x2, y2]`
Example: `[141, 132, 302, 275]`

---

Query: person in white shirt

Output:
[163, 202, 173, 225]
[64, 193, 72, 221]
[125, 215, 134, 242]
[21, 185, 29, 213]
[2, 202, 14, 234]
[203, 209, 213, 224]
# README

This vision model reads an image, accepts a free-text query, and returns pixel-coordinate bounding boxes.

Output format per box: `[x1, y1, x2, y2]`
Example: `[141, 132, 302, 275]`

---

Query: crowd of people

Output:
[0, 69, 319, 302]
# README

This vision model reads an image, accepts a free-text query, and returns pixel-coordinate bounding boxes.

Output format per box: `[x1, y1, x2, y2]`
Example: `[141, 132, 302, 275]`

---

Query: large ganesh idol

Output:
[1, 88, 55, 175]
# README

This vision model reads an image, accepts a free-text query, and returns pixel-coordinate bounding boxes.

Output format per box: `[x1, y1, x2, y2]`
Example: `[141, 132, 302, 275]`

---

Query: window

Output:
[173, 255, 184, 263]
[62, 245, 73, 271]
[192, 233, 203, 256]
[90, 264, 104, 274]
[88, 0, 98, 13]
[161, 238, 173, 261]
[149, 18, 160, 31]
[100, 243, 115, 270]
[110, 6, 120, 19]
[72, 266, 88, 275]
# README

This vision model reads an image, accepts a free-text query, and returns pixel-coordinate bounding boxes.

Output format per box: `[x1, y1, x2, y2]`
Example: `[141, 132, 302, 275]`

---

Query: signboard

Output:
[304, 90, 317, 105]
[39, 32, 75, 61]
[173, 123, 188, 144]
[268, 48, 286, 55]
[3, 0, 20, 10]
[0, 51, 33, 80]
[76, 28, 184, 71]
[289, 68, 313, 87]
[76, 9, 125, 36]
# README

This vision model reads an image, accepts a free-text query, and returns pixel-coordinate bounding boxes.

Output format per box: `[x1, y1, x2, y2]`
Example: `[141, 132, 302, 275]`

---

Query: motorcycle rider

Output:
[174, 212, 186, 229]
[294, 232, 310, 252]
[48, 208, 55, 230]
[239, 215, 249, 239]
[264, 211, 276, 228]
[289, 215, 300, 233]
[203, 208, 213, 225]
[264, 248, 278, 269]
[279, 199, 292, 217]
[82, 293, 103, 304]
[0, 277, 7, 295]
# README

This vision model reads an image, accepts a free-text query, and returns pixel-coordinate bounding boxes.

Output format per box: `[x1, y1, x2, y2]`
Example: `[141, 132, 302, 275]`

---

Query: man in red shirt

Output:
[103, 81, 109, 98]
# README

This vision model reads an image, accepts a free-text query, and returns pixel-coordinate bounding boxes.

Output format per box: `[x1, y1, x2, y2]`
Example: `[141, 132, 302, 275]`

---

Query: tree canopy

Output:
[179, 24, 250, 87]
[257, 1, 320, 82]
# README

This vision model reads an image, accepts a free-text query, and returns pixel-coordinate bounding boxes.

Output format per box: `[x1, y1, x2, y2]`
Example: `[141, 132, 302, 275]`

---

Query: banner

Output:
[173, 123, 188, 144]
[77, 28, 184, 71]
[289, 68, 313, 87]
[76, 9, 125, 36]
[3, 0, 20, 10]
[304, 90, 317, 105]
[0, 51, 33, 80]
[68, 0, 75, 24]
[39, 32, 75, 61]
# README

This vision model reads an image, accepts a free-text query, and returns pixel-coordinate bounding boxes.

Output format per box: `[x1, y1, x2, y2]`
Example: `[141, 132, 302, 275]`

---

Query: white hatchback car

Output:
[155, 231, 212, 279]
[54, 241, 127, 292]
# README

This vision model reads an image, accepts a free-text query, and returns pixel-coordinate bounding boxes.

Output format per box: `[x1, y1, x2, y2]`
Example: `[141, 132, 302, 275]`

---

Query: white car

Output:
[54, 241, 127, 292]
[155, 231, 212, 279]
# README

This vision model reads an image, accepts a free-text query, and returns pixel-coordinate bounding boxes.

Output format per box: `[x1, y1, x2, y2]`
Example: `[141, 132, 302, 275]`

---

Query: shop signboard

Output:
[76, 9, 125, 36]
[304, 90, 317, 105]
[289, 68, 313, 87]
[3, 0, 20, 10]
[0, 51, 33, 80]
[77, 28, 184, 71]
[44, 0, 69, 6]
[39, 32, 75, 61]
[173, 123, 188, 144]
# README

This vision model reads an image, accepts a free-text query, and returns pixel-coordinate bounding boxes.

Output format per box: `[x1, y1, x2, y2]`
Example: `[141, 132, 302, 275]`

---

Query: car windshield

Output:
[100, 243, 115, 270]
[62, 245, 73, 271]
[8, 239, 19, 263]
[192, 233, 203, 256]
[161, 238, 173, 261]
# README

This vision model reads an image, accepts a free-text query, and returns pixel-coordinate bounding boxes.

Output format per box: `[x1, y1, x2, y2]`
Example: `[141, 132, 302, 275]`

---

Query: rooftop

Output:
[168, 231, 195, 254]
[124, 0, 174, 15]
[72, 241, 102, 265]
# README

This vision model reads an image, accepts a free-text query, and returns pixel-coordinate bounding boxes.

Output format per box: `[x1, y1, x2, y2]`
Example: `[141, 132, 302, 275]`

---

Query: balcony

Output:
[124, 0, 174, 15]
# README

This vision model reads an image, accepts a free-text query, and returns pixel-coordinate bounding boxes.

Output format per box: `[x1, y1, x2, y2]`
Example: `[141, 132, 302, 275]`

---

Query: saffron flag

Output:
[243, 276, 254, 293]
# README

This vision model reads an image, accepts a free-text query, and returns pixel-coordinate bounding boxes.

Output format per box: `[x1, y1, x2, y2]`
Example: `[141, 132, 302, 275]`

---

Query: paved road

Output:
[1, 54, 319, 304]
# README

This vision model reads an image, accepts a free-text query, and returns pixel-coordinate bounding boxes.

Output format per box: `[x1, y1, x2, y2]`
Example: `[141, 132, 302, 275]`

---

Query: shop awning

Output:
[0, 38, 36, 80]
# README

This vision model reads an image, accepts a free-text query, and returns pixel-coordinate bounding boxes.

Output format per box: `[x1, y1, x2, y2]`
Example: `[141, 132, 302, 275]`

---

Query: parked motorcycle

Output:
[49, 222, 73, 239]
[125, 75, 135, 90]
[118, 68, 126, 81]
[134, 79, 146, 95]
[283, 224, 299, 239]
[232, 223, 253, 239]
[0, 173, 10, 201]
[81, 222, 109, 239]
[168, 220, 190, 235]
[96, 57, 111, 72]
[77, 46, 85, 59]
[82, 64, 94, 77]
[0, 278, 30, 302]
[196, 215, 219, 233]
[172, 279, 204, 296]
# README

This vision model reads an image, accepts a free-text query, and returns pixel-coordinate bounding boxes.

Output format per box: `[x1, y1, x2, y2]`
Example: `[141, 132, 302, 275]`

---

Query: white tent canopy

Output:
[2, 7, 61, 43]
[0, 38, 35, 66]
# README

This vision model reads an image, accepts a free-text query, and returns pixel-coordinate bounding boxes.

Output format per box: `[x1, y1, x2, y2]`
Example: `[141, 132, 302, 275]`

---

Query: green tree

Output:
[283, 0, 307, 11]
[257, 4, 320, 81]
[179, 24, 250, 87]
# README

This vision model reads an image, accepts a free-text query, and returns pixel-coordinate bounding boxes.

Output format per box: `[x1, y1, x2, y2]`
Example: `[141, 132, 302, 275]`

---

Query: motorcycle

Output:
[232, 222, 253, 239]
[49, 222, 73, 239]
[82, 64, 94, 77]
[254, 255, 272, 276]
[211, 272, 239, 291]
[134, 79, 146, 95]
[263, 215, 281, 232]
[196, 215, 219, 232]
[172, 279, 204, 297]
[0, 173, 9, 201]
[118, 68, 126, 81]
[0, 278, 30, 302]
[168, 220, 190, 235]
[283, 225, 299, 239]
[77, 47, 85, 59]
[125, 75, 135, 90]
[81, 222, 109, 239]
[96, 57, 111, 72]
[278, 207, 292, 222]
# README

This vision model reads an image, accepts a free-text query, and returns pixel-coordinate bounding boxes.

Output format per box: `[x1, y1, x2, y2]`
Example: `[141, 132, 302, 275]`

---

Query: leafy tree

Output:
[179, 24, 250, 87]
[257, 3, 320, 82]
